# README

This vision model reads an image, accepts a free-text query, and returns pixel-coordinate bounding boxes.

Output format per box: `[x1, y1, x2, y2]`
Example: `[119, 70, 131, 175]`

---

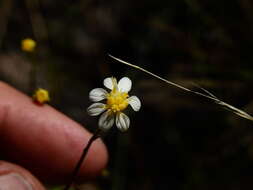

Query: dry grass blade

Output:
[108, 54, 253, 122]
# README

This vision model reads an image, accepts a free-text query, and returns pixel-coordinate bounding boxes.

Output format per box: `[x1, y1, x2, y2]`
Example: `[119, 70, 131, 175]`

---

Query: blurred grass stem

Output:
[0, 0, 13, 48]
[25, 0, 48, 43]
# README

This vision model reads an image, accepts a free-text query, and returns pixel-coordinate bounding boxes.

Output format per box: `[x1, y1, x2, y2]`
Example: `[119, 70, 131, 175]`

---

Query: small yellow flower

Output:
[21, 38, 36, 52]
[33, 88, 50, 104]
[87, 77, 141, 132]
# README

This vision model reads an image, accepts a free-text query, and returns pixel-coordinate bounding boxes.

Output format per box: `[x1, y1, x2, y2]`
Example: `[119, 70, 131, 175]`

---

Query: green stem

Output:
[63, 129, 101, 190]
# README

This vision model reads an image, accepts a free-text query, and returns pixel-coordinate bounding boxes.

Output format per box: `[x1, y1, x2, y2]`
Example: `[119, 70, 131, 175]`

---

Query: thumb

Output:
[0, 161, 45, 190]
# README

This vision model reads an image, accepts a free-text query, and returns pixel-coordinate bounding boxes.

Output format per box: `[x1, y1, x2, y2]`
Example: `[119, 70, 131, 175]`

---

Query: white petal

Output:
[103, 77, 114, 90]
[89, 88, 108, 102]
[116, 112, 130, 132]
[87, 103, 106, 116]
[128, 96, 141, 111]
[118, 77, 132, 92]
[98, 111, 115, 131]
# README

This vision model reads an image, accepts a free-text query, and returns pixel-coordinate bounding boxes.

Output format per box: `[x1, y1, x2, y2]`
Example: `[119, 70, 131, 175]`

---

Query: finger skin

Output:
[0, 161, 45, 190]
[0, 81, 108, 183]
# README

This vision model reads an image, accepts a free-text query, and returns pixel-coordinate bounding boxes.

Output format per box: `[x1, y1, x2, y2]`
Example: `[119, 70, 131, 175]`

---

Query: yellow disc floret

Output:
[106, 90, 129, 113]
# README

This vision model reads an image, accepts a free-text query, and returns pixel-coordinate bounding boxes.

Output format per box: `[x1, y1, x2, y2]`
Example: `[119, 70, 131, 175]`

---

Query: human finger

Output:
[0, 81, 108, 183]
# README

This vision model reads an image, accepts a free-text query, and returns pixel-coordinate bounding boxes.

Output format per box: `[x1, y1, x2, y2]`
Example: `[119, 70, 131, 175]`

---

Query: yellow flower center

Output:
[106, 90, 129, 113]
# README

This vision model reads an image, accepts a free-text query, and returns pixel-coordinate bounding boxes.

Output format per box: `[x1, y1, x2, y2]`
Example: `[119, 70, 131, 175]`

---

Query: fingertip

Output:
[0, 161, 46, 190]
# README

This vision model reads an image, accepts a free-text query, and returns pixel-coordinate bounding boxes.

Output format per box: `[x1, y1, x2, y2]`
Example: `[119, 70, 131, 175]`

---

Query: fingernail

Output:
[0, 173, 33, 190]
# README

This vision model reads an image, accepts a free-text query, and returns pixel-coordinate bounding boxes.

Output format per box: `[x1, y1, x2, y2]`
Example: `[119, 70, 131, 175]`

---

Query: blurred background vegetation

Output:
[1, 0, 253, 189]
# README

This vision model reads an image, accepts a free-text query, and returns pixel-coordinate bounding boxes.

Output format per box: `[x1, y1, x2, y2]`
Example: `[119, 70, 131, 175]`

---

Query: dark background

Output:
[1, 0, 253, 189]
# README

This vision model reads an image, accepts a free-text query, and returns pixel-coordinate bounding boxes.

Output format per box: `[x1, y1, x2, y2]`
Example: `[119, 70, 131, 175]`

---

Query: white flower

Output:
[87, 77, 141, 132]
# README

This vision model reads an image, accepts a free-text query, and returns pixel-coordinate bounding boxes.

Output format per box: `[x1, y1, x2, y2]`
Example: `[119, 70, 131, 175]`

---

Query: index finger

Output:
[0, 82, 108, 183]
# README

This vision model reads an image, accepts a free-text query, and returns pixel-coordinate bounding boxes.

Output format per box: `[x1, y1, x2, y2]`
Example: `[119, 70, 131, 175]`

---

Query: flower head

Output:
[87, 77, 141, 132]
[33, 88, 50, 104]
[21, 38, 36, 52]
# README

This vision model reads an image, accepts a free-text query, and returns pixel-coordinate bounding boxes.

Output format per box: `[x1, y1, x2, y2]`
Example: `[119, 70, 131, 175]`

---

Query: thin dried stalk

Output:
[108, 54, 253, 122]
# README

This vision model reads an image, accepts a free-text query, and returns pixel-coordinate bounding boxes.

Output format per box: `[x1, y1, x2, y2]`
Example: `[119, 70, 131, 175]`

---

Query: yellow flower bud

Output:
[21, 38, 36, 52]
[33, 88, 50, 104]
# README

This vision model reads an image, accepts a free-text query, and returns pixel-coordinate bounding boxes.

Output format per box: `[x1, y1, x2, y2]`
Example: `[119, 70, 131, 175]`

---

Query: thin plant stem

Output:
[64, 129, 102, 190]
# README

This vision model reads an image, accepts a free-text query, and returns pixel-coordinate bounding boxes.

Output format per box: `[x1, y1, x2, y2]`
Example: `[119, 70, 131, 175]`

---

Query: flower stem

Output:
[63, 129, 101, 190]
